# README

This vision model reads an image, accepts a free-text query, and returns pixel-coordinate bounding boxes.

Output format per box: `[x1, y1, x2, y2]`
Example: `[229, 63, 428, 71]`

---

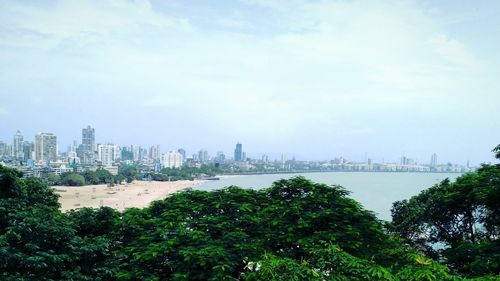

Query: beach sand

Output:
[54, 180, 205, 212]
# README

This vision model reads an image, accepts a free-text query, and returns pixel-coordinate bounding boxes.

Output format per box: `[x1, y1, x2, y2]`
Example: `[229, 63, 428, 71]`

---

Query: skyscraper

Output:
[82, 125, 95, 164]
[13, 130, 23, 160]
[0, 141, 7, 158]
[430, 153, 437, 167]
[198, 150, 209, 163]
[177, 148, 186, 160]
[22, 141, 34, 161]
[149, 145, 161, 161]
[234, 143, 242, 161]
[35, 132, 57, 162]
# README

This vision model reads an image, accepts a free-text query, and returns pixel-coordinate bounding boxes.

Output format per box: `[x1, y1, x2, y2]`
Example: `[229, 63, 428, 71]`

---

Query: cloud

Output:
[431, 34, 478, 67]
[0, 0, 498, 162]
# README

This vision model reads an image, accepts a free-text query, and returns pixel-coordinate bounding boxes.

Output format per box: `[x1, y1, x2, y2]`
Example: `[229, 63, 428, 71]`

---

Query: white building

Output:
[97, 144, 120, 166]
[161, 151, 183, 168]
[35, 132, 57, 162]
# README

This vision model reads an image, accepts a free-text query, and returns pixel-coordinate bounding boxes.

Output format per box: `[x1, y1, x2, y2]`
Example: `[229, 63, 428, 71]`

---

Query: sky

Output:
[0, 0, 499, 164]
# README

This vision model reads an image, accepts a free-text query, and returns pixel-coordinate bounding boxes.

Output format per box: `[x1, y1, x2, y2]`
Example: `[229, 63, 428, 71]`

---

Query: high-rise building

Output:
[149, 145, 161, 161]
[177, 148, 186, 160]
[82, 126, 95, 164]
[22, 141, 34, 161]
[162, 151, 183, 168]
[430, 153, 437, 167]
[97, 143, 120, 166]
[35, 132, 57, 162]
[198, 150, 209, 163]
[234, 143, 243, 161]
[131, 145, 141, 162]
[400, 156, 407, 166]
[13, 130, 24, 160]
[215, 151, 225, 163]
[0, 141, 7, 158]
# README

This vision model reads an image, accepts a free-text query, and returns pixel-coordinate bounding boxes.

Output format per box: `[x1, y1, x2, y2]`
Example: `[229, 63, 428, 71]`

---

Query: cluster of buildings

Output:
[0, 126, 471, 177]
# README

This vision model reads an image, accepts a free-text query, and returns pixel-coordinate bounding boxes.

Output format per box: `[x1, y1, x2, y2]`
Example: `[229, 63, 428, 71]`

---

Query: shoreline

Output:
[217, 170, 465, 176]
[54, 180, 205, 212]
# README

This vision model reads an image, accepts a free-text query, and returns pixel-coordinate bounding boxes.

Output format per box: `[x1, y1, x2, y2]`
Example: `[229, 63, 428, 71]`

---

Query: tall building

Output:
[430, 153, 437, 167]
[97, 144, 120, 166]
[149, 145, 161, 161]
[35, 132, 57, 162]
[215, 151, 225, 163]
[162, 151, 183, 168]
[400, 156, 407, 166]
[234, 143, 243, 161]
[131, 145, 141, 162]
[82, 126, 95, 164]
[198, 150, 209, 163]
[177, 148, 186, 160]
[13, 130, 24, 160]
[0, 141, 7, 158]
[22, 141, 34, 161]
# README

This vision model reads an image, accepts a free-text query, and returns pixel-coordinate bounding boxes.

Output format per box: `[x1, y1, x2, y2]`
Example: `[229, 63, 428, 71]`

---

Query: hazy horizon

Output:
[1, 0, 499, 164]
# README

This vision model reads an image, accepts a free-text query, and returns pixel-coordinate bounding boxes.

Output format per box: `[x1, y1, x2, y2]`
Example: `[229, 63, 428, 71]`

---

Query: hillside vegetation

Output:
[0, 161, 498, 280]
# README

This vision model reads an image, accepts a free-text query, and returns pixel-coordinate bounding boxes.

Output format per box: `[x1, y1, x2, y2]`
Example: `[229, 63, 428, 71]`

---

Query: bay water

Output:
[195, 172, 461, 221]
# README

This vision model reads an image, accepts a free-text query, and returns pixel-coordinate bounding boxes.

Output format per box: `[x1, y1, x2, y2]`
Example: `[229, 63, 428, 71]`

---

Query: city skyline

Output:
[1, 1, 499, 164]
[0, 127, 487, 166]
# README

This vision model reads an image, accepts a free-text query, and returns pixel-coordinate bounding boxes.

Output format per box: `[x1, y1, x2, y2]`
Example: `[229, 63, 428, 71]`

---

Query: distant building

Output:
[198, 150, 209, 163]
[82, 126, 95, 164]
[0, 141, 7, 158]
[149, 145, 161, 161]
[67, 150, 80, 165]
[234, 143, 243, 161]
[430, 153, 437, 167]
[13, 130, 24, 160]
[162, 151, 183, 168]
[97, 144, 120, 166]
[177, 148, 186, 160]
[131, 145, 141, 162]
[22, 141, 34, 162]
[215, 151, 225, 163]
[35, 132, 57, 162]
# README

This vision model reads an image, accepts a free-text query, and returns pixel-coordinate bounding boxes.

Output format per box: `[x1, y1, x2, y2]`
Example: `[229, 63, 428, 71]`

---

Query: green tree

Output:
[0, 166, 118, 280]
[60, 172, 86, 186]
[391, 164, 500, 276]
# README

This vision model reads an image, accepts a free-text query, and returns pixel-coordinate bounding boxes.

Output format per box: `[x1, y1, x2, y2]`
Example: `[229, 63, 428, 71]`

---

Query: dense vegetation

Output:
[49, 168, 117, 186]
[48, 165, 223, 186]
[391, 164, 500, 277]
[0, 149, 499, 280]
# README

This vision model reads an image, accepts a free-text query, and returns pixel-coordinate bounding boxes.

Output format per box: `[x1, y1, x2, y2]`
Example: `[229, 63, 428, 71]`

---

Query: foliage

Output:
[1, 162, 499, 280]
[391, 164, 500, 276]
[0, 165, 118, 280]
[60, 172, 86, 186]
[118, 165, 139, 183]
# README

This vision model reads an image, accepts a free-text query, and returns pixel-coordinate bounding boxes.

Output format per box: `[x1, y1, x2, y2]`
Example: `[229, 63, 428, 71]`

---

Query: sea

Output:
[194, 172, 462, 221]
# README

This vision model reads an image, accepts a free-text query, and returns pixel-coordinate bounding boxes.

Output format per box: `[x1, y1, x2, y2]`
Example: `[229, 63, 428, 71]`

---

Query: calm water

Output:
[195, 172, 461, 221]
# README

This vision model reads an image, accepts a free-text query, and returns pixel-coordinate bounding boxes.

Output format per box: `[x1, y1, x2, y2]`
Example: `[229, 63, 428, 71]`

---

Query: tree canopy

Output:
[1, 160, 499, 280]
[391, 164, 500, 276]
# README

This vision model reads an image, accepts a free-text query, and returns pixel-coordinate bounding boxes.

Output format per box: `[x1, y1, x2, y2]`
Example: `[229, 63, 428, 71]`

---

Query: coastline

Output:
[54, 180, 205, 212]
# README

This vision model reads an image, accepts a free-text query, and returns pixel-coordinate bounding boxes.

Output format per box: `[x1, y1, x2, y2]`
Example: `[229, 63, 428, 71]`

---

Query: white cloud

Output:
[0, 0, 498, 161]
[431, 34, 478, 67]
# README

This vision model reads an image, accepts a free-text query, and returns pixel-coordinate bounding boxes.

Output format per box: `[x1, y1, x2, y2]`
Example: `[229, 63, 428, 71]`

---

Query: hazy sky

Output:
[1, 0, 499, 164]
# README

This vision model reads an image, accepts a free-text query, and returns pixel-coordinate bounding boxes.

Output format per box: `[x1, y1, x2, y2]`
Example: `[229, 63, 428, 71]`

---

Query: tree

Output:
[391, 164, 500, 276]
[0, 166, 118, 280]
[493, 144, 500, 160]
[60, 172, 86, 186]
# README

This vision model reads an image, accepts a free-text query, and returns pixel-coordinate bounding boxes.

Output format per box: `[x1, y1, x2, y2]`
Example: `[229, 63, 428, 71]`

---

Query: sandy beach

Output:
[54, 180, 205, 212]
